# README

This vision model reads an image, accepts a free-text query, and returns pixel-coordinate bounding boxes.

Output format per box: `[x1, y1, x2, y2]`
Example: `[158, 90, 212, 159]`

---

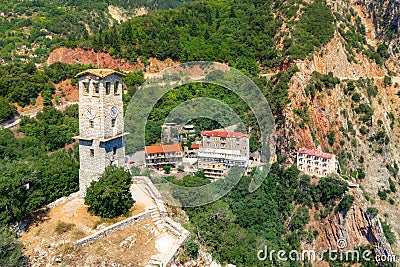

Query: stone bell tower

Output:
[74, 69, 127, 195]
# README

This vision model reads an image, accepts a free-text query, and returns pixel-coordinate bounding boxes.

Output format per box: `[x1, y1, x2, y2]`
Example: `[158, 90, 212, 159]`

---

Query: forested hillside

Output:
[82, 0, 334, 68]
[0, 0, 189, 63]
[0, 105, 79, 225]
[0, 0, 399, 265]
[72, 0, 398, 265]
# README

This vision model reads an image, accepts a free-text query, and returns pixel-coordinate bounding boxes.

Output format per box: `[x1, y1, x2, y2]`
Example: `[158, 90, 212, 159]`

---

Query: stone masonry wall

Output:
[74, 211, 150, 249]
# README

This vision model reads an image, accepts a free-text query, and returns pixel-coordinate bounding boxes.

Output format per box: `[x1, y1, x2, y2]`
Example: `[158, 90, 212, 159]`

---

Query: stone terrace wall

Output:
[74, 211, 150, 249]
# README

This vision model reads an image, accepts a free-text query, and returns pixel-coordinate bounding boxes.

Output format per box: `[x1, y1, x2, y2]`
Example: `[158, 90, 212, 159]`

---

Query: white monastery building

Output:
[296, 148, 339, 177]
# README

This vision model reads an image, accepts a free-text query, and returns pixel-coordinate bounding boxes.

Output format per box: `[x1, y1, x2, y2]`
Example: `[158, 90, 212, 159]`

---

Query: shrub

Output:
[347, 81, 355, 92]
[163, 165, 172, 174]
[389, 178, 397, 193]
[359, 126, 369, 135]
[85, 166, 133, 218]
[290, 206, 310, 230]
[327, 131, 335, 146]
[367, 207, 379, 216]
[378, 190, 387, 200]
[184, 237, 199, 259]
[335, 194, 354, 215]
[383, 76, 392, 87]
[351, 93, 361, 102]
[381, 221, 395, 245]
[0, 225, 23, 266]
[55, 221, 75, 234]
[313, 176, 348, 206]
[0, 97, 17, 122]
[357, 168, 366, 179]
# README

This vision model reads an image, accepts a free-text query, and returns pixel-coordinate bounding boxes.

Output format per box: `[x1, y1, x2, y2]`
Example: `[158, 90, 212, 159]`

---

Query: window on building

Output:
[112, 118, 116, 127]
[93, 82, 99, 95]
[114, 81, 120, 95]
[82, 82, 89, 95]
[90, 149, 94, 157]
[105, 82, 111, 95]
[113, 147, 117, 155]
[90, 120, 94, 128]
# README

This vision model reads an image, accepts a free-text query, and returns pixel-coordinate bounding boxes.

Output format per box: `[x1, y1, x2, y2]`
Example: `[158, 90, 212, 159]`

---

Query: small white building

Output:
[297, 148, 339, 177]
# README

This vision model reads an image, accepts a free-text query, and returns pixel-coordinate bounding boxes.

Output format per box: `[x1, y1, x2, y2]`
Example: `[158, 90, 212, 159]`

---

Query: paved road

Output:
[0, 101, 77, 129]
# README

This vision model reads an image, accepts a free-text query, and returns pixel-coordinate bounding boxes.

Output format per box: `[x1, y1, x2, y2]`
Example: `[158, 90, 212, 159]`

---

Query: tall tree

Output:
[84, 166, 133, 218]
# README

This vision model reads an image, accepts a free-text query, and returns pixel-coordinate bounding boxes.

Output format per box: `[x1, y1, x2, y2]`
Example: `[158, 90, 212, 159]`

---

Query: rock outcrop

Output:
[47, 47, 142, 71]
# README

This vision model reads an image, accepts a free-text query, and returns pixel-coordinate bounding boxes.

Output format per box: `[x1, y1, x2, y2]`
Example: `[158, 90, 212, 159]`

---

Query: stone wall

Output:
[133, 176, 191, 267]
[74, 211, 150, 249]
[133, 176, 167, 215]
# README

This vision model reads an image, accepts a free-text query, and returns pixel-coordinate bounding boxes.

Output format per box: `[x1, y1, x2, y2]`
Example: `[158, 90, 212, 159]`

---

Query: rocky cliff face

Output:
[279, 2, 400, 261]
[307, 186, 394, 265]
[47, 47, 178, 74]
[47, 47, 142, 71]
[357, 0, 400, 71]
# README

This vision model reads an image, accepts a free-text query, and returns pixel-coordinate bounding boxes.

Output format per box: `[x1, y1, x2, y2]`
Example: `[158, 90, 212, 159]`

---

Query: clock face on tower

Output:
[86, 107, 96, 119]
[110, 106, 118, 118]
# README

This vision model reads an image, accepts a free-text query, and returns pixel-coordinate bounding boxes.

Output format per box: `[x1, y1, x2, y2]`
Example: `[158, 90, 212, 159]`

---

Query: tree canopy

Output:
[84, 166, 133, 218]
[0, 225, 23, 266]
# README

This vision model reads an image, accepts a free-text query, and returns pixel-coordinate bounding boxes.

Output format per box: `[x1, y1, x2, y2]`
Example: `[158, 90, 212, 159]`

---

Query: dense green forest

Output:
[0, 0, 394, 265]
[0, 105, 79, 225]
[83, 0, 334, 68]
[0, 62, 93, 122]
[162, 164, 372, 266]
[0, 61, 147, 124]
[0, 0, 189, 62]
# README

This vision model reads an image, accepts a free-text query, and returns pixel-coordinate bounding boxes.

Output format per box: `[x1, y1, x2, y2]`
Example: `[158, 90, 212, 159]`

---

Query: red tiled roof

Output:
[190, 144, 201, 149]
[297, 148, 338, 159]
[202, 130, 249, 138]
[145, 144, 183, 154]
[76, 69, 125, 78]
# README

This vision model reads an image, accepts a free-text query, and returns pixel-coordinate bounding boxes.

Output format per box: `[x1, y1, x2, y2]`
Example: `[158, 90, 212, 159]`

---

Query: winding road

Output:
[0, 101, 77, 129]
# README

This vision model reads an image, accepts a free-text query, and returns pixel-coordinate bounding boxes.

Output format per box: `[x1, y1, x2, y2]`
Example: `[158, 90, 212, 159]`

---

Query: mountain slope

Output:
[0, 0, 189, 63]
[19, 0, 400, 265]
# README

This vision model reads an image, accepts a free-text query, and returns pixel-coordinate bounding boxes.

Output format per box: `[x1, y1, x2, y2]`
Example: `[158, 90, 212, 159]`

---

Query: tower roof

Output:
[75, 69, 125, 78]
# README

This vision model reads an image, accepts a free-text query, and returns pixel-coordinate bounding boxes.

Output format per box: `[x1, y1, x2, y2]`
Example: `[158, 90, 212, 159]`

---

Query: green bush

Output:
[367, 207, 379, 216]
[184, 237, 199, 259]
[335, 194, 354, 215]
[359, 126, 369, 135]
[327, 131, 335, 146]
[378, 190, 387, 200]
[289, 206, 310, 230]
[163, 165, 172, 174]
[389, 178, 397, 193]
[0, 225, 23, 266]
[351, 93, 361, 102]
[381, 221, 395, 245]
[85, 166, 133, 218]
[383, 76, 392, 87]
[55, 221, 75, 234]
[0, 97, 17, 122]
